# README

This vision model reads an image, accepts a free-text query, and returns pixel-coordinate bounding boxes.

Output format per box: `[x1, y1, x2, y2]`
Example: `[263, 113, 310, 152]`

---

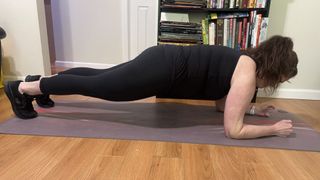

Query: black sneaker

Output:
[25, 75, 55, 108]
[4, 80, 38, 119]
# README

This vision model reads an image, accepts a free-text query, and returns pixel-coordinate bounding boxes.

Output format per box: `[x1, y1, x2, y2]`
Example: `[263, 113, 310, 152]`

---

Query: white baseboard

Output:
[55, 60, 117, 69]
[258, 88, 320, 100]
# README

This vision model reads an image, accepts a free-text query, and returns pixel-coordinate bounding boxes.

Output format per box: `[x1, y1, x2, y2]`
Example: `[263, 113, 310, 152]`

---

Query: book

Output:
[211, 0, 217, 8]
[245, 21, 250, 49]
[256, 0, 267, 8]
[202, 18, 209, 44]
[229, 0, 235, 8]
[218, 13, 249, 18]
[255, 14, 262, 47]
[235, 0, 240, 8]
[239, 0, 243, 8]
[248, 0, 255, 8]
[251, 13, 262, 47]
[224, 0, 229, 9]
[241, 18, 248, 49]
[216, 19, 224, 46]
[160, 12, 189, 22]
[158, 41, 197, 46]
[262, 0, 267, 8]
[209, 22, 216, 45]
[161, 0, 206, 8]
[259, 17, 269, 43]
[248, 10, 256, 47]
[210, 13, 218, 20]
[242, 0, 248, 8]
[223, 19, 228, 46]
[237, 20, 243, 50]
[159, 20, 202, 44]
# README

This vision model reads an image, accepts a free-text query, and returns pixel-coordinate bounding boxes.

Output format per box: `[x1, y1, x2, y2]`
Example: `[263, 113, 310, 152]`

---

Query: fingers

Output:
[258, 105, 276, 117]
[274, 119, 294, 137]
[282, 119, 293, 124]
[277, 128, 293, 137]
[266, 105, 275, 110]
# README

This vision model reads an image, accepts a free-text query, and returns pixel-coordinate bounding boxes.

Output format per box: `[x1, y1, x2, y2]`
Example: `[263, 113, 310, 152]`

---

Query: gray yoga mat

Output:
[0, 101, 319, 152]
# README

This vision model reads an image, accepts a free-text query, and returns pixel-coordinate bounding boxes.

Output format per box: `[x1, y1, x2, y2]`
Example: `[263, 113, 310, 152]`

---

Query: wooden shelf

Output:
[160, 6, 268, 14]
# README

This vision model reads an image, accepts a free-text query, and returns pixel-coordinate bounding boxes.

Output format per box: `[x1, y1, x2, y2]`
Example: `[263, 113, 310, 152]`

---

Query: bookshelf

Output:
[157, 0, 272, 102]
[157, 0, 272, 49]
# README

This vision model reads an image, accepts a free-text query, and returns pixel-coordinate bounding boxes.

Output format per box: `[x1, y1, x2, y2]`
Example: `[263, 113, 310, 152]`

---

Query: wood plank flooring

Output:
[0, 88, 320, 179]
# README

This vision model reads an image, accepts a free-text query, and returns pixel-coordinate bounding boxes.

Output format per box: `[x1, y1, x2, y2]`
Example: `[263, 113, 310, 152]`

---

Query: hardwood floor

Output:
[0, 87, 320, 179]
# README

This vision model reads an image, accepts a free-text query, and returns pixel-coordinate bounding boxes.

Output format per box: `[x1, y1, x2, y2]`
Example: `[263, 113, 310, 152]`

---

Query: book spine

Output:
[212, 0, 217, 8]
[232, 18, 237, 48]
[229, 19, 232, 48]
[245, 22, 250, 49]
[216, 0, 220, 8]
[248, 0, 254, 8]
[234, 20, 239, 49]
[241, 18, 248, 49]
[251, 13, 261, 48]
[209, 22, 216, 45]
[202, 19, 209, 45]
[248, 10, 256, 47]
[253, 0, 257, 8]
[224, 0, 230, 9]
[223, 19, 228, 46]
[255, 14, 262, 47]
[259, 17, 269, 44]
[237, 21, 242, 51]
[256, 0, 263, 8]
[235, 0, 240, 8]
[262, 0, 267, 8]
[216, 19, 224, 46]
[242, 0, 248, 8]
[229, 0, 234, 8]
[221, 0, 225, 9]
[239, 0, 243, 8]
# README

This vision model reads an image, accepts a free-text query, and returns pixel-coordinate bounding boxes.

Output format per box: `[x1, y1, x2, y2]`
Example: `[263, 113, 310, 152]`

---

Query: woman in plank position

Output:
[5, 35, 298, 139]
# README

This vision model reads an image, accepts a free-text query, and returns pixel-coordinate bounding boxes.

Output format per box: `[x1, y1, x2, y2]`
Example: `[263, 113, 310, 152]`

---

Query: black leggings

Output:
[40, 46, 175, 101]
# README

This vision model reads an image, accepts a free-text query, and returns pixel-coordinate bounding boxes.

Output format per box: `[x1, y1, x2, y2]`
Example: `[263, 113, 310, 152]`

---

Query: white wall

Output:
[260, 0, 320, 99]
[0, 0, 51, 80]
[52, 0, 125, 65]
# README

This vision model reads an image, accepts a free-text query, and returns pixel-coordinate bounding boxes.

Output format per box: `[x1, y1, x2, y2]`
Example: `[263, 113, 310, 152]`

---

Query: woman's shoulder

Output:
[229, 55, 257, 92]
[232, 55, 257, 80]
[239, 55, 256, 67]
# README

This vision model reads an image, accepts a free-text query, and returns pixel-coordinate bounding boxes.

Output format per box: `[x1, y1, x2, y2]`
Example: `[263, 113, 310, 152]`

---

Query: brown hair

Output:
[246, 35, 298, 92]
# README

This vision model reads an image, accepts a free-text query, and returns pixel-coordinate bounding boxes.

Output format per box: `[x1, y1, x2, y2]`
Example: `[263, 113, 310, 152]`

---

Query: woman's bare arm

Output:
[223, 56, 281, 139]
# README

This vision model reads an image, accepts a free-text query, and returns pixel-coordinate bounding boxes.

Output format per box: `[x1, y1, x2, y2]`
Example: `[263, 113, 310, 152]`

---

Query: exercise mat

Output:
[1, 101, 319, 152]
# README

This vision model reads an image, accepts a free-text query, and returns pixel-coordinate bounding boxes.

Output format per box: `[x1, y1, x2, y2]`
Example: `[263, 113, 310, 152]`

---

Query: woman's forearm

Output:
[229, 123, 276, 139]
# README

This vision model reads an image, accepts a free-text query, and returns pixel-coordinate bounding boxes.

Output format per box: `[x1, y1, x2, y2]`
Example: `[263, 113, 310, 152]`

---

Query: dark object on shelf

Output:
[161, 0, 206, 9]
[0, 27, 6, 39]
[0, 26, 6, 82]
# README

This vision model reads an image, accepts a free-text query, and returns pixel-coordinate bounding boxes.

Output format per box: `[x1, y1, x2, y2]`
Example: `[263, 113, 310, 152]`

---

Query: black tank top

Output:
[159, 45, 242, 100]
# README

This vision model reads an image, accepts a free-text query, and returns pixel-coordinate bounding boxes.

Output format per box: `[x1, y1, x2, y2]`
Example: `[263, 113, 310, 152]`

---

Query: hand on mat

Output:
[255, 105, 276, 117]
[273, 120, 293, 137]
